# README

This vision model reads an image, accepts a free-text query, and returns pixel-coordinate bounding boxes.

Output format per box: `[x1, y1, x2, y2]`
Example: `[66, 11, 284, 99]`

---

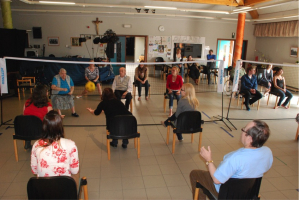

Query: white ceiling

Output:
[8, 0, 299, 23]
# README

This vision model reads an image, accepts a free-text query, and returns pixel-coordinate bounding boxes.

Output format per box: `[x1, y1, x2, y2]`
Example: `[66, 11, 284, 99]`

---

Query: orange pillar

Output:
[232, 13, 246, 68]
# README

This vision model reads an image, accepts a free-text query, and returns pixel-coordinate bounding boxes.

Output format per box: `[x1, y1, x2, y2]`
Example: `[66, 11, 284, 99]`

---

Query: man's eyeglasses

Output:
[241, 128, 247, 134]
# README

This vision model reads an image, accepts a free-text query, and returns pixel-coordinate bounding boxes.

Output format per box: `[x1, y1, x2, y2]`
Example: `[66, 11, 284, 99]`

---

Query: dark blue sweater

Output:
[241, 74, 257, 91]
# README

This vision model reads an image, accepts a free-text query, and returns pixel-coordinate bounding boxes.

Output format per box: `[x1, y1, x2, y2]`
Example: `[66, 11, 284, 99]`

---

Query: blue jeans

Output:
[164, 113, 183, 140]
[271, 88, 293, 106]
[168, 91, 181, 109]
[179, 64, 184, 78]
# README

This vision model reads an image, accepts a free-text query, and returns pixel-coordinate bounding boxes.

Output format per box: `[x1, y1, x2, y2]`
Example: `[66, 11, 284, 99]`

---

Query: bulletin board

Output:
[148, 36, 172, 61]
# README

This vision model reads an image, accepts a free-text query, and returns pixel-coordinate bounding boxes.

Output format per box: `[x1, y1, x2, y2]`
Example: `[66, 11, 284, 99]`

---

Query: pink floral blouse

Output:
[31, 138, 79, 177]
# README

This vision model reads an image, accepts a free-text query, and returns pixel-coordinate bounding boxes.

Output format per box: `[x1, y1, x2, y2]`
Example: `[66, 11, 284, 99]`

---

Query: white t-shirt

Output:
[31, 138, 79, 177]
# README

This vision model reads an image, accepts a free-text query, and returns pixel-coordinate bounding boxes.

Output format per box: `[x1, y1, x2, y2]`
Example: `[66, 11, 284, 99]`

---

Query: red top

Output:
[24, 99, 52, 121]
[166, 75, 183, 91]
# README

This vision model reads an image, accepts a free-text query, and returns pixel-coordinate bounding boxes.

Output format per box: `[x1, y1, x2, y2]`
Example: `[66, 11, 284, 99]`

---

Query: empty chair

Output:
[106, 115, 140, 160]
[27, 176, 88, 200]
[154, 57, 166, 77]
[166, 111, 203, 154]
[194, 177, 262, 200]
[17, 77, 35, 100]
[13, 115, 43, 162]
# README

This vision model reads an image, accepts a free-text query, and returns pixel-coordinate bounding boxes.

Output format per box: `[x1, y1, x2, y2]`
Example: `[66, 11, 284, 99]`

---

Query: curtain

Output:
[254, 20, 298, 37]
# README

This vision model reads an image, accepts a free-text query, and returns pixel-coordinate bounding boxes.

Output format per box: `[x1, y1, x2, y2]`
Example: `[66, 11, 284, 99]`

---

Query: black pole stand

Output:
[0, 88, 13, 130]
[212, 91, 237, 131]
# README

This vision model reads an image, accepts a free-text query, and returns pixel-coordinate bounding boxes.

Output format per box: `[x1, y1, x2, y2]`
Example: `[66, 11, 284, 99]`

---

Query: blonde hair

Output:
[266, 64, 272, 70]
[182, 83, 199, 109]
[171, 66, 179, 75]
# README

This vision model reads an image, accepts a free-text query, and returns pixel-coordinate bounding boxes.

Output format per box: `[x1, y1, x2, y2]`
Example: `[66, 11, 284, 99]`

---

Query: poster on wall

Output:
[158, 45, 164, 54]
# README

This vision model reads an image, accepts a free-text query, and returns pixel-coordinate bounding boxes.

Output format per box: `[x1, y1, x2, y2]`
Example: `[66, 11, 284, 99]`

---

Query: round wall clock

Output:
[158, 25, 165, 32]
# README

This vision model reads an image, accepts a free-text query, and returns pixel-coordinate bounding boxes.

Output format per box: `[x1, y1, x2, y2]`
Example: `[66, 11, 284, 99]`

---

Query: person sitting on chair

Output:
[240, 66, 263, 111]
[51, 68, 79, 118]
[112, 67, 132, 110]
[86, 88, 132, 148]
[190, 120, 273, 200]
[77, 59, 102, 98]
[166, 66, 183, 116]
[135, 61, 149, 101]
[206, 50, 216, 84]
[186, 55, 200, 85]
[175, 48, 184, 79]
[259, 64, 273, 96]
[23, 85, 53, 150]
[272, 68, 293, 109]
[161, 83, 199, 141]
[31, 110, 80, 187]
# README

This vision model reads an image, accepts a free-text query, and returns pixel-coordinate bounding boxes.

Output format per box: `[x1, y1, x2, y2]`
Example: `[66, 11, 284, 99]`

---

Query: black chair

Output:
[106, 115, 140, 160]
[166, 111, 203, 154]
[27, 176, 88, 200]
[13, 115, 43, 162]
[194, 177, 262, 200]
[154, 57, 166, 77]
[238, 92, 261, 110]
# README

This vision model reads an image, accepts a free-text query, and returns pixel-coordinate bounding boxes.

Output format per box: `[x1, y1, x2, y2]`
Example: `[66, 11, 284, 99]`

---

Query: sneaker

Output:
[179, 138, 184, 142]
[24, 141, 32, 150]
[122, 144, 127, 149]
[71, 113, 79, 117]
[110, 142, 117, 148]
[76, 95, 82, 98]
[246, 107, 251, 111]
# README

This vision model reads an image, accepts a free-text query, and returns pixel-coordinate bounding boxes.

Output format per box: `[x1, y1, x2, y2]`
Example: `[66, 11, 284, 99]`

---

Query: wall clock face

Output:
[158, 25, 165, 32]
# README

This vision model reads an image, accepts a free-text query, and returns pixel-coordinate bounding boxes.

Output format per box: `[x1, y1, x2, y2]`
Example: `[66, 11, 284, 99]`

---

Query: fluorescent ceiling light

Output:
[39, 1, 75, 4]
[144, 6, 177, 10]
[257, 1, 293, 9]
[254, 18, 277, 21]
[233, 6, 251, 11]
[283, 15, 299, 18]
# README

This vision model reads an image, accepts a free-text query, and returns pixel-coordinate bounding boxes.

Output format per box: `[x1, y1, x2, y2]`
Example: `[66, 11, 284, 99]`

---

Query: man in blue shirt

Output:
[206, 50, 216, 84]
[189, 120, 273, 200]
[240, 66, 263, 111]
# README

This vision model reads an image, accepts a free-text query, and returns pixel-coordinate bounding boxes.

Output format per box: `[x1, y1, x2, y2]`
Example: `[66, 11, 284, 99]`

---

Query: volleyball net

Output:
[0, 57, 227, 97]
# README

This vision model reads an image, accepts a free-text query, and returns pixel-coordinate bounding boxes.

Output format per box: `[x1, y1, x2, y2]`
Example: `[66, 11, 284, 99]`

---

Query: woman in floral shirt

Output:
[31, 110, 79, 185]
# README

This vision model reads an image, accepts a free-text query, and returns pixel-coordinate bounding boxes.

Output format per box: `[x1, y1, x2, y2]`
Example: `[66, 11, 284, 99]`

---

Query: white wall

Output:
[255, 37, 299, 64]
[134, 37, 145, 62]
[6, 12, 256, 60]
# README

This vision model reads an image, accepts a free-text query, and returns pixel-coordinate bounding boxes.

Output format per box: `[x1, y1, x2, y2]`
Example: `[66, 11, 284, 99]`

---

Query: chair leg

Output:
[23, 141, 25, 149]
[194, 182, 200, 200]
[191, 133, 194, 143]
[241, 97, 244, 109]
[149, 87, 151, 97]
[198, 132, 202, 152]
[237, 94, 240, 106]
[82, 177, 89, 200]
[13, 139, 18, 162]
[295, 124, 299, 141]
[166, 125, 170, 145]
[137, 138, 140, 158]
[172, 133, 176, 154]
[134, 138, 137, 149]
[164, 98, 166, 113]
[133, 86, 136, 98]
[106, 131, 110, 160]
[267, 94, 271, 105]
[130, 101, 133, 112]
[275, 96, 278, 107]
[17, 87, 20, 100]
[257, 100, 260, 110]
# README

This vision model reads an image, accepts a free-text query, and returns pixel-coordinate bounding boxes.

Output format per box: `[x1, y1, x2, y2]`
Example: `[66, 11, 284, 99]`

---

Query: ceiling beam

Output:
[155, 0, 239, 6]
[236, 0, 245, 6]
[249, 10, 259, 19]
[244, 0, 273, 6]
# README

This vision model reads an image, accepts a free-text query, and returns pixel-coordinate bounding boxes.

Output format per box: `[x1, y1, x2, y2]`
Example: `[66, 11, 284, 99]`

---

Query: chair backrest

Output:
[155, 57, 164, 62]
[256, 68, 264, 83]
[175, 111, 202, 133]
[14, 115, 43, 140]
[218, 177, 262, 200]
[108, 115, 139, 139]
[27, 176, 77, 200]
